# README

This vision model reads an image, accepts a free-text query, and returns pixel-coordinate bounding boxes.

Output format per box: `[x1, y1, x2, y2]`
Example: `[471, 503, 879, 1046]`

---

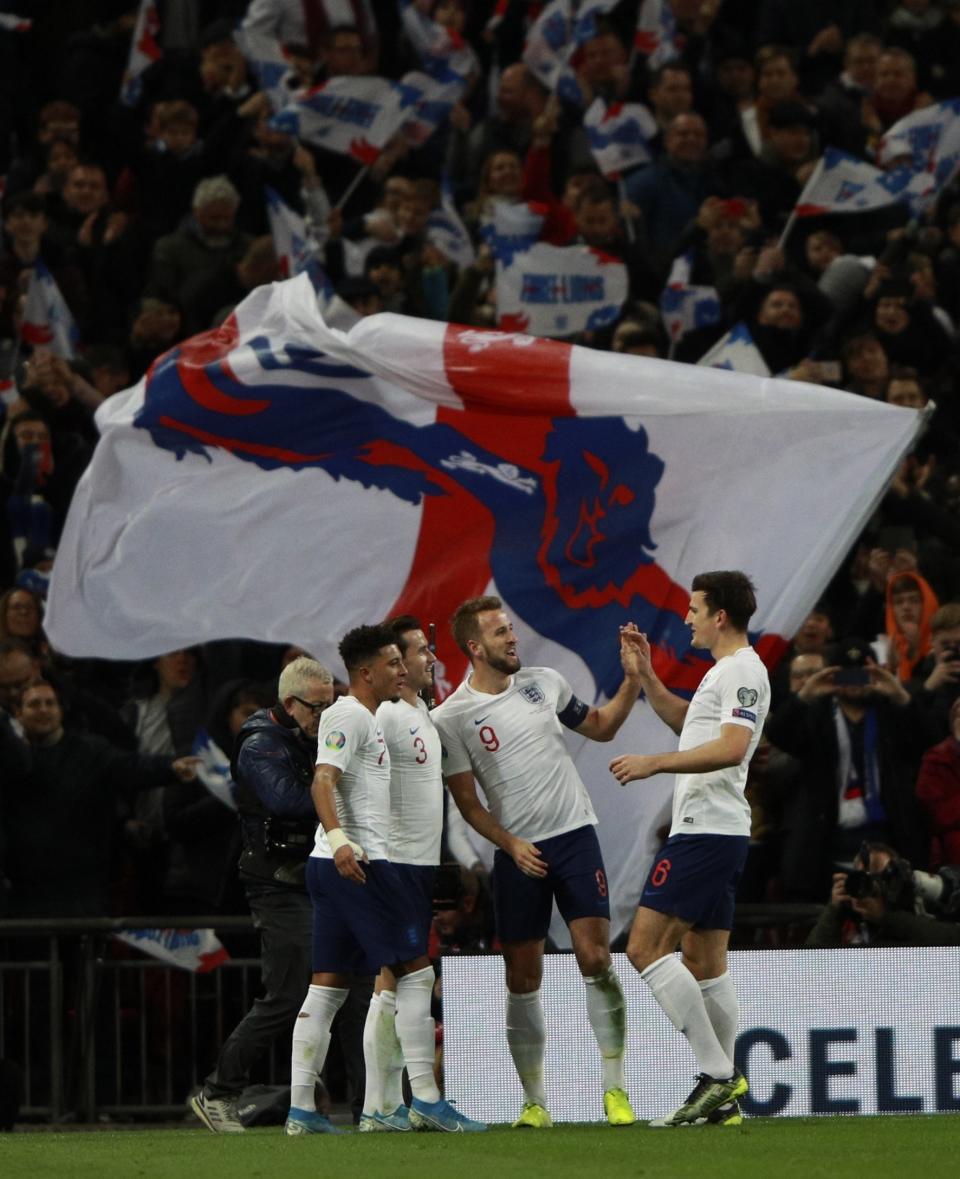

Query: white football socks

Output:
[641, 954, 733, 1080]
[362, 989, 406, 1115]
[361, 992, 382, 1116]
[699, 972, 739, 1063]
[584, 966, 627, 1091]
[395, 967, 440, 1102]
[290, 983, 349, 1111]
[506, 989, 548, 1108]
[377, 989, 406, 1112]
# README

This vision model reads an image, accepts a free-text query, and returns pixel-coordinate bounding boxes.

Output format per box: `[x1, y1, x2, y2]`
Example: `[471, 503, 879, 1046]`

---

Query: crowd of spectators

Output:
[1, 0, 960, 941]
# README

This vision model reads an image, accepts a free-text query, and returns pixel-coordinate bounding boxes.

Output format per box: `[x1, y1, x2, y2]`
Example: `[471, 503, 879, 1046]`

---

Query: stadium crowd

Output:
[2, 0, 960, 950]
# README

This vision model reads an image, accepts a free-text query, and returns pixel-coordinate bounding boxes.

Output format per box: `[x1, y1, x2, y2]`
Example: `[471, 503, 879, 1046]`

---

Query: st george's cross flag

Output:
[46, 274, 923, 938]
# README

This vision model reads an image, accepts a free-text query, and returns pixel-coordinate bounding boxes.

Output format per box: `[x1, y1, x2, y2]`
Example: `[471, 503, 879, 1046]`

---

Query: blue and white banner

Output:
[634, 0, 681, 69]
[398, 0, 479, 81]
[265, 186, 318, 279]
[21, 260, 79, 359]
[697, 321, 770, 376]
[191, 728, 238, 812]
[271, 75, 422, 162]
[794, 147, 942, 219]
[523, 0, 618, 106]
[659, 252, 720, 345]
[119, 0, 162, 107]
[497, 241, 628, 337]
[46, 274, 922, 938]
[878, 99, 960, 173]
[400, 65, 469, 147]
[236, 28, 291, 112]
[115, 928, 230, 973]
[427, 179, 475, 269]
[481, 200, 547, 265]
[584, 98, 657, 178]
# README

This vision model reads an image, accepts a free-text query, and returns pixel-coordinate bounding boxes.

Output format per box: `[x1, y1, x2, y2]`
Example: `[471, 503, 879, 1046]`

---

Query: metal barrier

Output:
[0, 916, 276, 1122]
[0, 905, 822, 1123]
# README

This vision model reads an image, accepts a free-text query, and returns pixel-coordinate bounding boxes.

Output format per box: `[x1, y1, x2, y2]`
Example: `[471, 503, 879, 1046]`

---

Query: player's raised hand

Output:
[610, 753, 661, 784]
[619, 625, 653, 680]
[508, 837, 548, 878]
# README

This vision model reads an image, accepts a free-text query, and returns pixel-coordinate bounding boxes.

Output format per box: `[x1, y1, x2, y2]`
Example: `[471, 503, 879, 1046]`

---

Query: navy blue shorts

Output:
[392, 863, 436, 958]
[639, 833, 749, 931]
[307, 857, 424, 974]
[492, 824, 610, 943]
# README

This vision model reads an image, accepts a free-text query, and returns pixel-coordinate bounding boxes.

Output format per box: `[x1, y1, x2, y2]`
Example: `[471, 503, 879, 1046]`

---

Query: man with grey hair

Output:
[192, 655, 371, 1132]
[148, 174, 252, 305]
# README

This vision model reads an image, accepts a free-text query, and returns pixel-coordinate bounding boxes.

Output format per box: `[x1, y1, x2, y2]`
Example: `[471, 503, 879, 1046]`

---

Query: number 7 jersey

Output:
[432, 667, 598, 843]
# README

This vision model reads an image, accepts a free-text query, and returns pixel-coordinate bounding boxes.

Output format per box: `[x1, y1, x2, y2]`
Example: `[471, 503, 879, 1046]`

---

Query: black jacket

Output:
[232, 707, 318, 890]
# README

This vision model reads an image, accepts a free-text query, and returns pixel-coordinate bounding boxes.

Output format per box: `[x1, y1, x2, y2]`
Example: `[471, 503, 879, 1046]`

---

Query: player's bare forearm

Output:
[610, 726, 751, 784]
[446, 771, 515, 852]
[576, 674, 642, 742]
[641, 675, 689, 736]
[311, 764, 342, 833]
[445, 771, 546, 875]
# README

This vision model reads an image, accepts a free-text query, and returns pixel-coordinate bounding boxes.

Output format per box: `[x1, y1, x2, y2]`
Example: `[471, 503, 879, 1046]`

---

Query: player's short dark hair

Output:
[384, 614, 422, 654]
[451, 595, 503, 657]
[691, 571, 757, 631]
[339, 623, 399, 672]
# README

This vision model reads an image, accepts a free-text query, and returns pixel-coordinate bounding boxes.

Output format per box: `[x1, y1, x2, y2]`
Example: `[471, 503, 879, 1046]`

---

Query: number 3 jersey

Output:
[432, 667, 597, 843]
[312, 695, 391, 860]
[376, 696, 443, 866]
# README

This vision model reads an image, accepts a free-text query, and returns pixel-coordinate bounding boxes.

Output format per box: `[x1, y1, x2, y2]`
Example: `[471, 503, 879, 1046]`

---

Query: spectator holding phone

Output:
[765, 636, 929, 900]
[908, 603, 960, 744]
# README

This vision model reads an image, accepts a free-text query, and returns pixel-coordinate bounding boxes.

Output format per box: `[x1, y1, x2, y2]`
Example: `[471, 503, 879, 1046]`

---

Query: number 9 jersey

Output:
[432, 667, 597, 843]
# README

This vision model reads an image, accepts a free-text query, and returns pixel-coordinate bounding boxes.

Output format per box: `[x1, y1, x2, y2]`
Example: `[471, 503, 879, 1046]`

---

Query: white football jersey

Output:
[433, 666, 597, 842]
[377, 696, 443, 866]
[670, 646, 770, 837]
[312, 695, 391, 860]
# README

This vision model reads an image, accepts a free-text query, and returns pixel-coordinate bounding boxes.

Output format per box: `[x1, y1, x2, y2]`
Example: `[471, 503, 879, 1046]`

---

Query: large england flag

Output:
[46, 275, 922, 938]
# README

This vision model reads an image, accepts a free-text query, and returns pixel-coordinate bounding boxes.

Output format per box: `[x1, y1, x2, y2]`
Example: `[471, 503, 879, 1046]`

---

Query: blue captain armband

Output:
[557, 695, 590, 729]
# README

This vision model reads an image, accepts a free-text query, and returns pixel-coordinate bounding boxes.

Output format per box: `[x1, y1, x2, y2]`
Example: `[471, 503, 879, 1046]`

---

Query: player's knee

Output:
[625, 938, 657, 974]
[575, 945, 611, 977]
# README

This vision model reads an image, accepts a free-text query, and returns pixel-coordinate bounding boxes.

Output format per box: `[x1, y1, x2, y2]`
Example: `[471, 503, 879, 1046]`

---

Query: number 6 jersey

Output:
[432, 667, 597, 843]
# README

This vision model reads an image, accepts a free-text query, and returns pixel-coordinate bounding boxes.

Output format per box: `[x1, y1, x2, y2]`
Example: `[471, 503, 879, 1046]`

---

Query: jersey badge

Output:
[324, 730, 346, 750]
[520, 683, 545, 704]
[737, 687, 758, 707]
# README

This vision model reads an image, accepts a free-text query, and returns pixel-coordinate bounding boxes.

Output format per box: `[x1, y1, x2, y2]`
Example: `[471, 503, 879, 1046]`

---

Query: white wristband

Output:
[327, 827, 365, 860]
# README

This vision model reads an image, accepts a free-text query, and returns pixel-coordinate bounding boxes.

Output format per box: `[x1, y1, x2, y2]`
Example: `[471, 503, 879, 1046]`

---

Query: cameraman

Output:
[191, 657, 370, 1133]
[806, 841, 960, 948]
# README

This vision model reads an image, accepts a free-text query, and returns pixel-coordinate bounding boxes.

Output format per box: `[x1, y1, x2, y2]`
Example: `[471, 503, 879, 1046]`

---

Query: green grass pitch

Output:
[2, 1117, 958, 1179]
